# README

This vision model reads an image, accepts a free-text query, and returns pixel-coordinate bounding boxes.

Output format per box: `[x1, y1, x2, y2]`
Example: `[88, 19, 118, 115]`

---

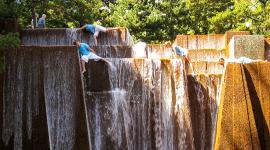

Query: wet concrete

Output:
[188, 74, 221, 150]
[0, 46, 89, 150]
[20, 28, 133, 46]
[91, 45, 132, 58]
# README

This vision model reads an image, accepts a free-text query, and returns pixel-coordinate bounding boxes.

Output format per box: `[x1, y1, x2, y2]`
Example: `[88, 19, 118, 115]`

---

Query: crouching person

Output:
[73, 40, 108, 73]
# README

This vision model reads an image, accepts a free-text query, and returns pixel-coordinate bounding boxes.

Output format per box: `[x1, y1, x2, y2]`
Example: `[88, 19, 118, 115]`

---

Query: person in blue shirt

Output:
[77, 23, 116, 45]
[164, 41, 189, 62]
[37, 14, 46, 28]
[73, 40, 107, 73]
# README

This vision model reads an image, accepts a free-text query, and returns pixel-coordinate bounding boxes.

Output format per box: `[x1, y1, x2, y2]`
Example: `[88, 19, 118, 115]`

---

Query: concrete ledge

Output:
[20, 28, 132, 46]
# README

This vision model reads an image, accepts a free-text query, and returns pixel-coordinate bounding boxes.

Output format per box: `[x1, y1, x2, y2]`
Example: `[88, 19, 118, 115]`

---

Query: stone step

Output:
[20, 27, 133, 46]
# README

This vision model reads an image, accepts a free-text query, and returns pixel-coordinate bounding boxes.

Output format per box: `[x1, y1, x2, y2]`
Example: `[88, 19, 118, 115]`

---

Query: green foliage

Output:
[0, 33, 20, 72]
[11, 0, 270, 42]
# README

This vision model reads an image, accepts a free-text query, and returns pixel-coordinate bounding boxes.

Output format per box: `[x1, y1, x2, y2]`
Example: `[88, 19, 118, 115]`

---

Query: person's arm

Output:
[87, 46, 96, 54]
[93, 36, 98, 45]
[77, 25, 87, 32]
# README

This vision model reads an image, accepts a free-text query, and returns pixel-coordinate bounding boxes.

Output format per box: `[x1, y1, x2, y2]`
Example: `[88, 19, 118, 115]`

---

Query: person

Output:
[31, 13, 39, 29]
[132, 39, 147, 58]
[164, 41, 189, 62]
[73, 40, 109, 73]
[218, 57, 268, 67]
[164, 41, 194, 74]
[37, 14, 46, 28]
[77, 23, 116, 45]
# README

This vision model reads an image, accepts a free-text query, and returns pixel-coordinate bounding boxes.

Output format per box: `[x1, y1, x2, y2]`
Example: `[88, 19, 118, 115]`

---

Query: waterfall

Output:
[85, 58, 195, 150]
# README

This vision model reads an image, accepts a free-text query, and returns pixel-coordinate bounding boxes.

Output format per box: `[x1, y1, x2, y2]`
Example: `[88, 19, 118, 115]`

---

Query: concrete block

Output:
[229, 35, 265, 60]
[265, 38, 270, 61]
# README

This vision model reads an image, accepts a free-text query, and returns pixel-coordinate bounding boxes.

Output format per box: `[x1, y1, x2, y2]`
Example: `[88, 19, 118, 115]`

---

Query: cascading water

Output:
[85, 58, 195, 150]
[1, 27, 225, 150]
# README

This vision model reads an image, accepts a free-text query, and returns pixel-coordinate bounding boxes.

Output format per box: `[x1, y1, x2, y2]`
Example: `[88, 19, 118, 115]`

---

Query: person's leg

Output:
[81, 55, 90, 73]
[81, 60, 86, 73]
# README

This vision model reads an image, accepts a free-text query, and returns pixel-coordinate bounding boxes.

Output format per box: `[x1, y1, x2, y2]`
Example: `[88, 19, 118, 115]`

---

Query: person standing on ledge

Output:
[77, 23, 117, 45]
[37, 14, 46, 28]
[73, 40, 109, 73]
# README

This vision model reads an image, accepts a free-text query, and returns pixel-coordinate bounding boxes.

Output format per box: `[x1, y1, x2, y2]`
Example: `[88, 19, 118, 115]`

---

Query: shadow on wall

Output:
[243, 64, 270, 149]
[187, 75, 219, 150]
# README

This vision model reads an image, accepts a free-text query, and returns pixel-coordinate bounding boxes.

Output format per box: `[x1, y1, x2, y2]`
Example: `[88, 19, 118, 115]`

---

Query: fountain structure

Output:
[0, 27, 270, 150]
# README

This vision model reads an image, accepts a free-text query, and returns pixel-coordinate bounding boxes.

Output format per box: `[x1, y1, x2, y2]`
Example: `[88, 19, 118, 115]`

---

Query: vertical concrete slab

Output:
[215, 63, 261, 149]
[229, 35, 265, 59]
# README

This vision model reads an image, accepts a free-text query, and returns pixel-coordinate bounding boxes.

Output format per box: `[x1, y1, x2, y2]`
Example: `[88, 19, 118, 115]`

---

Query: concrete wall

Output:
[0, 46, 89, 150]
[215, 62, 270, 149]
[175, 35, 225, 49]
[20, 28, 133, 46]
[229, 35, 265, 59]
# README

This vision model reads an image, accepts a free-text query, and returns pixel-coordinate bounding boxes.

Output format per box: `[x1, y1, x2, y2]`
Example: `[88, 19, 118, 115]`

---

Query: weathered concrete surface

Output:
[20, 28, 133, 46]
[175, 35, 225, 49]
[229, 35, 265, 59]
[243, 63, 270, 149]
[265, 38, 270, 61]
[0, 46, 89, 150]
[92, 45, 132, 58]
[188, 74, 222, 150]
[225, 31, 250, 47]
[188, 49, 226, 62]
[215, 63, 270, 149]
[189, 61, 224, 74]
[147, 44, 175, 59]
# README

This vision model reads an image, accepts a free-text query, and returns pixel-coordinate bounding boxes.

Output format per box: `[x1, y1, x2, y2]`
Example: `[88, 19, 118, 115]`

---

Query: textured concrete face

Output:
[175, 35, 225, 49]
[147, 44, 175, 59]
[215, 62, 270, 149]
[188, 49, 226, 62]
[229, 35, 265, 59]
[188, 61, 224, 74]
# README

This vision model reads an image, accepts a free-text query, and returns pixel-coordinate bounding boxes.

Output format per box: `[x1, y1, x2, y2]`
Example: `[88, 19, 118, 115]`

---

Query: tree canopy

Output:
[2, 0, 270, 42]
